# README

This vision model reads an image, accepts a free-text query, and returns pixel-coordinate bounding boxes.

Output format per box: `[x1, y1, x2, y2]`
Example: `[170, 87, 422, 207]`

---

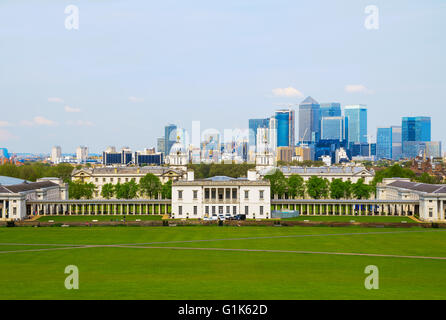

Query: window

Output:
[429, 208, 433, 217]
[233, 206, 237, 214]
[232, 188, 237, 199]
[259, 190, 264, 200]
[260, 206, 264, 215]
[118, 178, 121, 182]
[103, 178, 106, 182]
[212, 206, 216, 214]
[205, 206, 209, 214]
[193, 190, 198, 199]
[193, 206, 197, 215]
[245, 206, 249, 215]
[178, 190, 183, 200]
[244, 190, 249, 200]
[205, 189, 210, 199]
[95, 178, 98, 182]
[226, 189, 230, 199]
[125, 178, 129, 182]
[111, 178, 114, 182]
[179, 206, 182, 215]
[219, 206, 223, 214]
[211, 189, 216, 199]
[226, 206, 230, 214]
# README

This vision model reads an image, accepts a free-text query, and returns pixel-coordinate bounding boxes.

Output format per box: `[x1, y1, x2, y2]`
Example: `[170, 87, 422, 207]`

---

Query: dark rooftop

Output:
[388, 180, 446, 194]
[0, 181, 59, 194]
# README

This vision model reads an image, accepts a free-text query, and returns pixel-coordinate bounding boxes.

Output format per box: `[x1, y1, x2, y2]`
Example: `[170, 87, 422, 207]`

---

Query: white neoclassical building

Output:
[0, 178, 68, 220]
[377, 178, 446, 222]
[172, 170, 271, 219]
[257, 166, 375, 184]
[72, 166, 186, 198]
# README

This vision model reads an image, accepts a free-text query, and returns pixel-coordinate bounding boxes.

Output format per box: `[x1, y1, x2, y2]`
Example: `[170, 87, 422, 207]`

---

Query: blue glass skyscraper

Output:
[320, 103, 341, 118]
[376, 127, 392, 160]
[164, 124, 177, 155]
[320, 116, 346, 141]
[275, 109, 295, 148]
[248, 118, 269, 148]
[402, 117, 431, 158]
[344, 105, 367, 144]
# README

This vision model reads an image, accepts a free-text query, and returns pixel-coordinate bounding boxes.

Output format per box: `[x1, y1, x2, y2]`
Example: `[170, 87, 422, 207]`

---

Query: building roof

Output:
[387, 180, 446, 194]
[72, 166, 183, 176]
[0, 181, 59, 194]
[0, 176, 30, 186]
[300, 96, 319, 105]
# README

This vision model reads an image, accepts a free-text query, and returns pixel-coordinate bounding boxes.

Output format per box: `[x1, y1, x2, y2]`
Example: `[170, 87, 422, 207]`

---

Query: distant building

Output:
[320, 102, 341, 118]
[376, 127, 392, 160]
[102, 147, 133, 165]
[344, 105, 367, 144]
[299, 97, 320, 144]
[134, 149, 164, 166]
[248, 118, 269, 150]
[275, 109, 295, 148]
[51, 146, 62, 164]
[402, 117, 431, 158]
[157, 137, 165, 155]
[0, 148, 9, 159]
[76, 146, 88, 164]
[276, 147, 293, 162]
[321, 116, 347, 141]
[164, 124, 178, 156]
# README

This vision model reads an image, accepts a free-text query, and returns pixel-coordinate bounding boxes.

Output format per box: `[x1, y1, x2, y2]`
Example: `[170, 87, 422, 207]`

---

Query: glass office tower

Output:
[320, 103, 341, 118]
[164, 124, 178, 155]
[344, 105, 368, 144]
[391, 126, 402, 160]
[402, 117, 431, 158]
[248, 118, 269, 148]
[299, 96, 320, 144]
[376, 127, 392, 160]
[275, 109, 295, 148]
[321, 116, 346, 141]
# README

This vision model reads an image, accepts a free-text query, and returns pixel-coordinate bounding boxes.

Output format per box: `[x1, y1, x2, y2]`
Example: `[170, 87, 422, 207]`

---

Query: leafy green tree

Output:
[330, 179, 346, 199]
[352, 178, 374, 199]
[161, 180, 172, 199]
[373, 164, 416, 185]
[344, 180, 353, 199]
[68, 181, 96, 199]
[287, 174, 305, 199]
[139, 173, 162, 198]
[101, 183, 115, 199]
[264, 170, 287, 198]
[306, 176, 329, 199]
[415, 172, 442, 184]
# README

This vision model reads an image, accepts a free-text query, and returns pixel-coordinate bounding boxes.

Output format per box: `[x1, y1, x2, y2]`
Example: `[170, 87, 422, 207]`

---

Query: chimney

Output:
[247, 169, 257, 181]
[187, 170, 195, 181]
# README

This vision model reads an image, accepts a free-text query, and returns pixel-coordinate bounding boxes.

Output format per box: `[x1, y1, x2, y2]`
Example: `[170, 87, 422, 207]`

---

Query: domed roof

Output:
[169, 141, 186, 155]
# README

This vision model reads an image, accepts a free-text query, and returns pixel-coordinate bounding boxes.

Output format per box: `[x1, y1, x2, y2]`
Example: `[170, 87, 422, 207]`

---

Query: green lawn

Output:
[0, 225, 445, 299]
[279, 215, 415, 223]
[37, 215, 163, 222]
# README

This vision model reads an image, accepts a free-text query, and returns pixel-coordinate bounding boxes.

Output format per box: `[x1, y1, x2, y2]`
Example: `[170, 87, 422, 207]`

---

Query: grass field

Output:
[1, 225, 445, 300]
[37, 215, 163, 222]
[280, 216, 415, 223]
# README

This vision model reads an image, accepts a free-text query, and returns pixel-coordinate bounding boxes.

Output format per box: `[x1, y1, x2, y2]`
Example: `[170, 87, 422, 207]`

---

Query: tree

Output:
[344, 180, 353, 199]
[330, 179, 346, 199]
[68, 181, 96, 199]
[373, 164, 416, 185]
[161, 180, 172, 199]
[287, 174, 305, 199]
[114, 181, 139, 199]
[352, 178, 374, 199]
[101, 183, 115, 199]
[139, 173, 162, 198]
[264, 170, 287, 198]
[306, 176, 329, 199]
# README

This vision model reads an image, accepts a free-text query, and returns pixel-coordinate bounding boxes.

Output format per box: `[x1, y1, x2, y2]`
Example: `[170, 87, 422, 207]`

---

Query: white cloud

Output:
[272, 87, 304, 98]
[344, 84, 374, 94]
[64, 105, 81, 113]
[0, 121, 12, 127]
[129, 96, 144, 103]
[21, 116, 58, 126]
[48, 97, 64, 103]
[66, 120, 94, 127]
[0, 129, 16, 141]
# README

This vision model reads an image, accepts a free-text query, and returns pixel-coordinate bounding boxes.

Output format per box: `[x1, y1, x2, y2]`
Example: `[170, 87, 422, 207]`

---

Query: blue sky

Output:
[0, 0, 445, 153]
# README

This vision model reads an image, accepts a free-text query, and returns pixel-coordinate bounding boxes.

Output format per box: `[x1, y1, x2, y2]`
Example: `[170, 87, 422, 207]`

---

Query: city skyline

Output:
[0, 1, 445, 153]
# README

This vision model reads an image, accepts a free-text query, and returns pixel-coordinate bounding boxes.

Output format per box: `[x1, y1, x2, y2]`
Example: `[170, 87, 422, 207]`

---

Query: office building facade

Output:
[275, 109, 295, 148]
[298, 96, 320, 144]
[344, 105, 368, 144]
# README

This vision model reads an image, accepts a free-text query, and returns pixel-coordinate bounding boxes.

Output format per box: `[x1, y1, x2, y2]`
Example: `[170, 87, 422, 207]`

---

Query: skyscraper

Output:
[298, 96, 320, 144]
[320, 116, 346, 141]
[248, 118, 269, 149]
[164, 124, 177, 155]
[391, 126, 402, 160]
[275, 109, 295, 148]
[320, 103, 341, 118]
[76, 146, 88, 164]
[51, 146, 62, 164]
[344, 105, 367, 144]
[402, 117, 431, 158]
[376, 127, 392, 160]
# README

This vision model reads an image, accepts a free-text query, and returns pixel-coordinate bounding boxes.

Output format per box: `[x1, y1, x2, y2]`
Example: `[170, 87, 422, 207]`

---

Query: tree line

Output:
[264, 170, 375, 200]
[68, 174, 172, 200]
[0, 163, 74, 183]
